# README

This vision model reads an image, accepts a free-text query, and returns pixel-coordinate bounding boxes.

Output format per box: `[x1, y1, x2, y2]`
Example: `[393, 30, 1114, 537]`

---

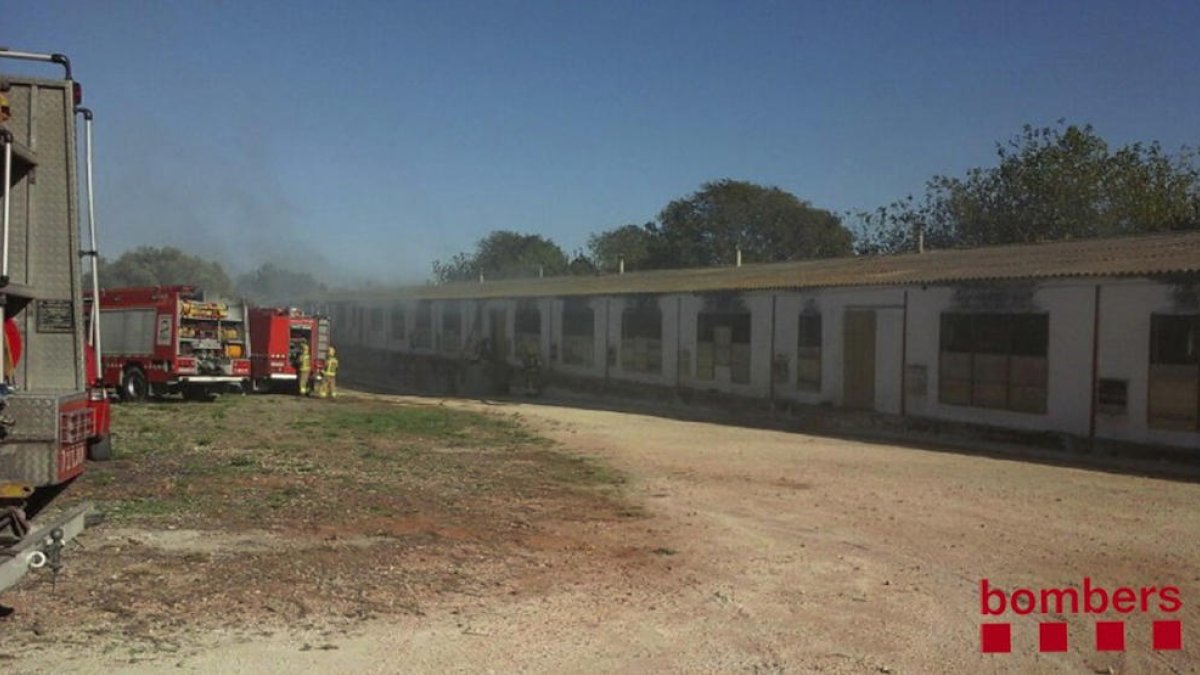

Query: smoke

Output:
[98, 110, 336, 281]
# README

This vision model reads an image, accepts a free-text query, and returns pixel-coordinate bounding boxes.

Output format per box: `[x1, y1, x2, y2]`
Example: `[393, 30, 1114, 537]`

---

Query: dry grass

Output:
[4, 392, 634, 656]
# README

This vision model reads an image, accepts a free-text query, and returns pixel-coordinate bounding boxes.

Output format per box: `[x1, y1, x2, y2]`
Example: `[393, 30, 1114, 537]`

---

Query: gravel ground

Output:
[8, 391, 1199, 674]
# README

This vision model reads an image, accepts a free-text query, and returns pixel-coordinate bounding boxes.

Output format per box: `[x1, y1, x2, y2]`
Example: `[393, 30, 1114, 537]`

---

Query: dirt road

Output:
[12, 392, 1200, 673]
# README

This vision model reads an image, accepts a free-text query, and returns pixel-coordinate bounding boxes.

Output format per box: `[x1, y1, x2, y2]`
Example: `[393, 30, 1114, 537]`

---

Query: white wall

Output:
[768, 287, 905, 412]
[600, 295, 680, 387]
[1093, 281, 1200, 448]
[904, 282, 1093, 435]
[331, 276, 1200, 449]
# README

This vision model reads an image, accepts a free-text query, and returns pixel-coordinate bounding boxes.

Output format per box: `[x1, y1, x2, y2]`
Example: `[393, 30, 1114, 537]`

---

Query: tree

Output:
[99, 246, 235, 297]
[654, 179, 853, 268]
[587, 222, 660, 273]
[566, 251, 598, 276]
[855, 122, 1200, 254]
[432, 231, 570, 283]
[235, 263, 328, 305]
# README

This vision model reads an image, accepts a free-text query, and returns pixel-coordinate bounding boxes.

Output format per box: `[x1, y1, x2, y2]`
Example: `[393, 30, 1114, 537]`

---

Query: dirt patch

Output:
[2, 393, 653, 662]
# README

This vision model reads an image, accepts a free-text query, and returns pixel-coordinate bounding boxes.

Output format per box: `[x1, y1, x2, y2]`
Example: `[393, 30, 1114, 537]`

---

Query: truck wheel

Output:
[121, 368, 148, 402]
[88, 435, 113, 461]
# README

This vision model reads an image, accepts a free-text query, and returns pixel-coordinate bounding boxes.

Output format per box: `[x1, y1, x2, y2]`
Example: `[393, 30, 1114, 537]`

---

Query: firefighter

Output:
[318, 346, 338, 399]
[297, 342, 311, 396]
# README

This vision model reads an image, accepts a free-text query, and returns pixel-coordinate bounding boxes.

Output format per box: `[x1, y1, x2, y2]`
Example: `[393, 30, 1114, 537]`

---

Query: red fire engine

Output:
[92, 286, 251, 401]
[248, 307, 329, 394]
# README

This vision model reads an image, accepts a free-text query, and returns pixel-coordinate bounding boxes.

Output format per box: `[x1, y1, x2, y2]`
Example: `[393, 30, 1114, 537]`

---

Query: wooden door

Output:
[843, 310, 876, 410]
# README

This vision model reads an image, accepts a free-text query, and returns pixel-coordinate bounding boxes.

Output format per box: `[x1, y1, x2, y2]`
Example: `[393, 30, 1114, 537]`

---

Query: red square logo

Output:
[981, 623, 1011, 653]
[1153, 620, 1182, 651]
[1039, 622, 1068, 652]
[1096, 621, 1125, 652]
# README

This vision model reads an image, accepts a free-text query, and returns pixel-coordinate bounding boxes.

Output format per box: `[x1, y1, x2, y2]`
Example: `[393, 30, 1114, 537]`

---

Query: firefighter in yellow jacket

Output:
[296, 342, 311, 396]
[318, 346, 339, 399]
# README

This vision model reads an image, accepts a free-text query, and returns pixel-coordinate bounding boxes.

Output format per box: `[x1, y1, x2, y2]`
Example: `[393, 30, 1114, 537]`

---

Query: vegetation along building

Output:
[327, 231, 1200, 451]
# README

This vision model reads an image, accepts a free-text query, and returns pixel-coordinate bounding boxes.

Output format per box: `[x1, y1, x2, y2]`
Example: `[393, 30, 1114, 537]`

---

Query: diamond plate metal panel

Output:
[0, 441, 55, 486]
[2, 77, 86, 392]
[0, 391, 87, 486]
[4, 393, 63, 440]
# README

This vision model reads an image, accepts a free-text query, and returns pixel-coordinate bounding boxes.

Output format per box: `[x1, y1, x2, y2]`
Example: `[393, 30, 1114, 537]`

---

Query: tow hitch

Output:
[0, 502, 96, 593]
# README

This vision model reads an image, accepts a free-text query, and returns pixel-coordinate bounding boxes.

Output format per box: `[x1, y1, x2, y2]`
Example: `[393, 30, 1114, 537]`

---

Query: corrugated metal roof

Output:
[335, 231, 1200, 301]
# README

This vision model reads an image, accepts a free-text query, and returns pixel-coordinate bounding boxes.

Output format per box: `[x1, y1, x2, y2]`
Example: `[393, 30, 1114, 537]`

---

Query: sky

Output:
[7, 0, 1199, 284]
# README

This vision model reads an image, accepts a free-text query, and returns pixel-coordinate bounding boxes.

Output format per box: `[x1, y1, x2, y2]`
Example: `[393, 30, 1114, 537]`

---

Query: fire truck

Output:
[248, 307, 329, 394]
[1, 48, 109, 592]
[94, 286, 251, 401]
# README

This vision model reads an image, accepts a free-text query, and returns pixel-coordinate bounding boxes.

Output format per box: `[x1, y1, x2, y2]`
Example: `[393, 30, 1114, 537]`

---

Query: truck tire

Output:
[121, 368, 148, 402]
[88, 434, 113, 461]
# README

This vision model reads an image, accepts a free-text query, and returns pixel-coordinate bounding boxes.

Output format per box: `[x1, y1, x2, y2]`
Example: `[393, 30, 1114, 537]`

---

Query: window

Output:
[488, 308, 509, 359]
[938, 313, 1048, 413]
[369, 307, 384, 333]
[440, 302, 461, 353]
[1148, 314, 1199, 430]
[621, 301, 663, 374]
[413, 300, 433, 349]
[796, 313, 822, 391]
[697, 312, 752, 383]
[561, 300, 594, 367]
[390, 304, 406, 341]
[515, 303, 541, 357]
[1097, 378, 1128, 414]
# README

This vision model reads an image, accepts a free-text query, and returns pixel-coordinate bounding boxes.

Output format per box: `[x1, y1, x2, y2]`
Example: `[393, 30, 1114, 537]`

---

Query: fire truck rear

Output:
[1, 49, 105, 592]
[248, 307, 329, 394]
[95, 286, 251, 401]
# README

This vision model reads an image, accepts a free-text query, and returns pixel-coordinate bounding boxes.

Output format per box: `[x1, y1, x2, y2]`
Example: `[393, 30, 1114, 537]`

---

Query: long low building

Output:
[326, 231, 1200, 450]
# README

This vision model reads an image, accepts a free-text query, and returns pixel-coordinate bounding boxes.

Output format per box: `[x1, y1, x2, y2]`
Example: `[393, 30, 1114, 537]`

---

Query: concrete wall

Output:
[904, 282, 1089, 435]
[327, 276, 1200, 449]
[1093, 281, 1200, 448]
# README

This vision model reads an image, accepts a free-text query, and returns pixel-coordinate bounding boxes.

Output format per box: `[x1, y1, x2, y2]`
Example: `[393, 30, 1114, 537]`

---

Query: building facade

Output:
[327, 233, 1200, 450]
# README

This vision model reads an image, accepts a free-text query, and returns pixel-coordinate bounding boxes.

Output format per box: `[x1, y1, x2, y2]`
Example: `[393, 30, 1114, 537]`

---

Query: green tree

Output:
[433, 231, 569, 283]
[856, 122, 1200, 254]
[235, 262, 328, 305]
[99, 246, 235, 297]
[655, 179, 853, 267]
[586, 222, 660, 273]
[566, 251, 598, 276]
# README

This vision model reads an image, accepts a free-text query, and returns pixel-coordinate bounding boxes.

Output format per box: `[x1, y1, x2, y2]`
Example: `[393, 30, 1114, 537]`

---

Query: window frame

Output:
[561, 301, 595, 367]
[696, 311, 752, 383]
[937, 312, 1049, 414]
[621, 301, 664, 374]
[1148, 314, 1200, 431]
[796, 312, 822, 391]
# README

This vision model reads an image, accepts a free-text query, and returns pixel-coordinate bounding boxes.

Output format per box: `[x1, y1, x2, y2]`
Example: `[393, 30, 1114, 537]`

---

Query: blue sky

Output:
[7, 1, 1198, 283]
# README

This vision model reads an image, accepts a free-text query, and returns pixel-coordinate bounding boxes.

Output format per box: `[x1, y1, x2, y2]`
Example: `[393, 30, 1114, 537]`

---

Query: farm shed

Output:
[327, 231, 1200, 450]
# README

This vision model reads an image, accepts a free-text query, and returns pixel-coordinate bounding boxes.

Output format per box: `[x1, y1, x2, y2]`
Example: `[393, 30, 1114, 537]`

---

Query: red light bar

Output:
[72, 82, 82, 105]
